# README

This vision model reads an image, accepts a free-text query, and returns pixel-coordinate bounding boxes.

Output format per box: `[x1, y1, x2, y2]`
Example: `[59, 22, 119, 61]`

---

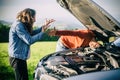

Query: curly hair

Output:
[16, 8, 36, 34]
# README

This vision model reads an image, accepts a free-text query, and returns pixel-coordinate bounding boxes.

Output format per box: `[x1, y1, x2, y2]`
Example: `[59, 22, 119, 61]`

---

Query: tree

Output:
[0, 23, 10, 42]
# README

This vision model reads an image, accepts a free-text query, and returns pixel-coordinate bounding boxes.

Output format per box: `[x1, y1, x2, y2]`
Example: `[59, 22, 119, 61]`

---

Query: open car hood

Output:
[57, 0, 120, 37]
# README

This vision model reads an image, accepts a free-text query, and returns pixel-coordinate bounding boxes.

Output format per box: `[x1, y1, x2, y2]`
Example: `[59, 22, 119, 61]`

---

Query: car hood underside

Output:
[57, 0, 120, 37]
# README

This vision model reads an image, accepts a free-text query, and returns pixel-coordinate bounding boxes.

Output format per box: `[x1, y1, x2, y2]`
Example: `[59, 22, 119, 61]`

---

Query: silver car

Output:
[34, 0, 120, 80]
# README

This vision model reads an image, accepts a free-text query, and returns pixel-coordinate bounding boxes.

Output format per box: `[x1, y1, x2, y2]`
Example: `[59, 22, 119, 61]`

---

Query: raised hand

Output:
[42, 19, 55, 32]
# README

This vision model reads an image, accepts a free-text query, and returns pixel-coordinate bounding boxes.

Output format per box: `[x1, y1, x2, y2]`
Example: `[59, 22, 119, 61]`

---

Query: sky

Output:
[0, 0, 81, 24]
[0, 0, 120, 27]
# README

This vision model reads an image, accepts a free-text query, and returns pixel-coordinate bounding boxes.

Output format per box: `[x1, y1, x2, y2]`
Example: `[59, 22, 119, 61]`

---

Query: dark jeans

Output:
[9, 57, 28, 80]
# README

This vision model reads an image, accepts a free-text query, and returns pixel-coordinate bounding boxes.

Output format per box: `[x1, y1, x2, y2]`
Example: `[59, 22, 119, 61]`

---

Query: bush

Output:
[0, 23, 59, 42]
[0, 23, 10, 42]
[41, 33, 59, 41]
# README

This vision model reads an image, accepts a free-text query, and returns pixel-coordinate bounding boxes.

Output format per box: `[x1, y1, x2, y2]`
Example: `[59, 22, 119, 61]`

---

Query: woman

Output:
[8, 8, 55, 80]
[48, 28, 100, 51]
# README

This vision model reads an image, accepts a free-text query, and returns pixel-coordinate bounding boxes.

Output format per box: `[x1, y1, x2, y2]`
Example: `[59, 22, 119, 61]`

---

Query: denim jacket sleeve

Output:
[15, 22, 44, 45]
[32, 27, 42, 35]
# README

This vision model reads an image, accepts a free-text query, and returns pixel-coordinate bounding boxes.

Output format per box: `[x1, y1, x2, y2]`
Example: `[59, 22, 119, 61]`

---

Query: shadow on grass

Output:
[0, 66, 14, 80]
[0, 63, 35, 80]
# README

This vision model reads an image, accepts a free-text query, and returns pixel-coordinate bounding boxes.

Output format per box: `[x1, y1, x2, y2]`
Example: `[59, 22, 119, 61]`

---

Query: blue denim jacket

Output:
[8, 20, 44, 60]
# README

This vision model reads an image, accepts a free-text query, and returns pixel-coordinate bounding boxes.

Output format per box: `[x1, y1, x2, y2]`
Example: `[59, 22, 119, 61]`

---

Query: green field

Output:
[0, 41, 57, 80]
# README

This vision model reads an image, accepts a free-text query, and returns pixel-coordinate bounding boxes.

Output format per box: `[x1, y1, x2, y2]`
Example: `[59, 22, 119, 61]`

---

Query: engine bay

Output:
[34, 47, 120, 80]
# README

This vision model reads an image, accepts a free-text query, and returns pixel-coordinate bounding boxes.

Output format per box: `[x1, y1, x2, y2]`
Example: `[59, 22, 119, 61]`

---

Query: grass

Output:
[0, 41, 57, 80]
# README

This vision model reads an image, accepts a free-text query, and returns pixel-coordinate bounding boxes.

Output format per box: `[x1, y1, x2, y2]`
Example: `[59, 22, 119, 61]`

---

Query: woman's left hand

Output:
[48, 27, 57, 36]
[42, 19, 55, 32]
